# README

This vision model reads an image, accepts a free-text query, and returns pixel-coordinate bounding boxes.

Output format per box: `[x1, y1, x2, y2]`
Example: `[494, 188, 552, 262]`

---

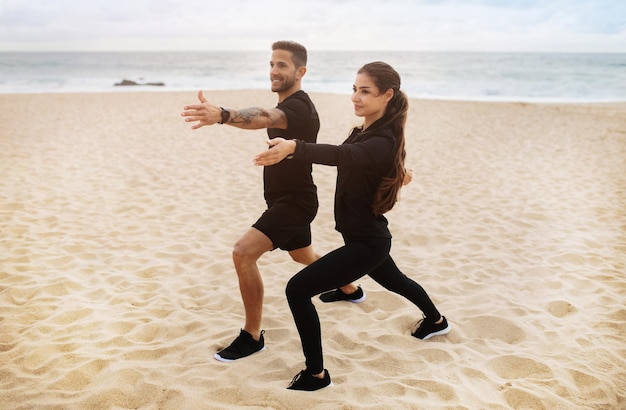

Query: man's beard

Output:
[272, 76, 295, 92]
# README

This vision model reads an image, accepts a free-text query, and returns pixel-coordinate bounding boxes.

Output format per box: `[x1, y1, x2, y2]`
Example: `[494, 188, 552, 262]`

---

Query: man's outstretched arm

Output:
[181, 90, 288, 130]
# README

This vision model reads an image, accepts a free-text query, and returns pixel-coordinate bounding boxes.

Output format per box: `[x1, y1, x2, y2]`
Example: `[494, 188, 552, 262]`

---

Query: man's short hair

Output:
[272, 41, 307, 67]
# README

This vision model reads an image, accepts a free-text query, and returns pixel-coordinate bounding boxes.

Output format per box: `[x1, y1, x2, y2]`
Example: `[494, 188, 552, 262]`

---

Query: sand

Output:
[0, 90, 624, 409]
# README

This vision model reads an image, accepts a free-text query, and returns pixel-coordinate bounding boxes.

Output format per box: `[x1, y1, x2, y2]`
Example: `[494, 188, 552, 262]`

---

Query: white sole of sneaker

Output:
[213, 346, 267, 363]
[421, 324, 451, 340]
[348, 293, 366, 303]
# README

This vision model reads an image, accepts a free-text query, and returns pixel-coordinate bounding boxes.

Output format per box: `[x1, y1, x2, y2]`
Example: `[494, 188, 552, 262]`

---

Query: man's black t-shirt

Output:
[264, 90, 319, 203]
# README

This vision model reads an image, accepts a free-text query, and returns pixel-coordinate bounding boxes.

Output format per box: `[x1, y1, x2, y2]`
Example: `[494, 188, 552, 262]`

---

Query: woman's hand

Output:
[403, 168, 413, 186]
[254, 138, 296, 166]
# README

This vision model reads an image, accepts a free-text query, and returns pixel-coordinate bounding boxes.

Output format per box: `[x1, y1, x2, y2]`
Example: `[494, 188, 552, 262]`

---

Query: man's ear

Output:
[296, 66, 307, 80]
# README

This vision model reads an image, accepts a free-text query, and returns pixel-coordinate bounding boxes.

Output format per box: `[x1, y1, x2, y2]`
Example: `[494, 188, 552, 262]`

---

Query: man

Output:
[181, 41, 364, 362]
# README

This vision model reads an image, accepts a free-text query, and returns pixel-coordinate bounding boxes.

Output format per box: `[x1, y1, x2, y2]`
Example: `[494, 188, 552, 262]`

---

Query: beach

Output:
[1, 90, 625, 409]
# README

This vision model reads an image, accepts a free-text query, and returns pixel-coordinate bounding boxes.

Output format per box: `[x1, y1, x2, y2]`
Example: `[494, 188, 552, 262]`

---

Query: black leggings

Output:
[285, 236, 441, 374]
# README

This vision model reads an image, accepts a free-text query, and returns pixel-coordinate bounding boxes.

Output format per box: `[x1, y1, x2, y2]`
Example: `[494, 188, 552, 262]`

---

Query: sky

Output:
[0, 0, 625, 53]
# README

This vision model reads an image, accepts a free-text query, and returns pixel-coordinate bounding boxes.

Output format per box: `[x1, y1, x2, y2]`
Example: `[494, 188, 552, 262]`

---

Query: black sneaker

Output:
[214, 329, 265, 362]
[287, 369, 333, 391]
[319, 286, 366, 303]
[412, 316, 451, 340]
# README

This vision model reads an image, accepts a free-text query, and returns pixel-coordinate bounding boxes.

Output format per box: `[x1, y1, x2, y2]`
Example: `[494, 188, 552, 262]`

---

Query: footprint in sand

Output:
[463, 315, 526, 344]
[488, 355, 553, 379]
[547, 300, 577, 318]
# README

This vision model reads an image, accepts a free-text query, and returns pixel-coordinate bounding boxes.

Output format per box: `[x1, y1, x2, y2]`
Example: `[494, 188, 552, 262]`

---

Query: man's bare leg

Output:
[232, 227, 273, 341]
[338, 283, 359, 294]
[231, 235, 361, 345]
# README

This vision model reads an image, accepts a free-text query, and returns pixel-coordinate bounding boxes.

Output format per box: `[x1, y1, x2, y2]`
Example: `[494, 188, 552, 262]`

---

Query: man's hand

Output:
[254, 138, 296, 166]
[181, 90, 222, 129]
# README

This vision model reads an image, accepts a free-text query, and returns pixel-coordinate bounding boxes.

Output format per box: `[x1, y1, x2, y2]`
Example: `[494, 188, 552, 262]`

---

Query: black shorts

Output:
[252, 194, 318, 251]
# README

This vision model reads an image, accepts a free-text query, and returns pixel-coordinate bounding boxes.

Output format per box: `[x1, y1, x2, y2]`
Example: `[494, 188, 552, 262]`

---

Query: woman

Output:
[254, 62, 451, 391]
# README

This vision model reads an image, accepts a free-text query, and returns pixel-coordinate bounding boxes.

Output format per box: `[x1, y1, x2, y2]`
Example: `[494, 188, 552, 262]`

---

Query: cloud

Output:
[0, 0, 624, 52]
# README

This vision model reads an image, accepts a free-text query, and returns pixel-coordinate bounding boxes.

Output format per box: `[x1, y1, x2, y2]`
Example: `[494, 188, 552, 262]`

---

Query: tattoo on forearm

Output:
[230, 108, 270, 125]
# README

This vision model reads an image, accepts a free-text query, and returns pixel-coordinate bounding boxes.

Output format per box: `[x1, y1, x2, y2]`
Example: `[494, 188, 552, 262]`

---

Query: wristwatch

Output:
[218, 107, 230, 124]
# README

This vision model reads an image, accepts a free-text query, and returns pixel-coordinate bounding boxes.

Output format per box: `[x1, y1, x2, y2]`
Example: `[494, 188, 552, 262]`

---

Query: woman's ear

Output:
[384, 88, 394, 103]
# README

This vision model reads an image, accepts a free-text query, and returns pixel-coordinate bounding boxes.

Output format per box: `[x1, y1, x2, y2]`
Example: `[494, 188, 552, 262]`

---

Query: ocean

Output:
[1, 51, 625, 102]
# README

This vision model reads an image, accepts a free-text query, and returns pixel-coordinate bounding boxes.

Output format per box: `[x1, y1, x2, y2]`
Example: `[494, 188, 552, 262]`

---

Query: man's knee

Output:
[232, 229, 272, 266]
[232, 240, 257, 264]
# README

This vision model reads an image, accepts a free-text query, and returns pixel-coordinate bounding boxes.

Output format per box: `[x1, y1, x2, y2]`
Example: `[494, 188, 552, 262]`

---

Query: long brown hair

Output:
[356, 62, 408, 215]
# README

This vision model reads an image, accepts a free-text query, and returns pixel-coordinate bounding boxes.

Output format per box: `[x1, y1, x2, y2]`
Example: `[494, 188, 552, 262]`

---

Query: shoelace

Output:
[288, 370, 305, 388]
[414, 313, 427, 328]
